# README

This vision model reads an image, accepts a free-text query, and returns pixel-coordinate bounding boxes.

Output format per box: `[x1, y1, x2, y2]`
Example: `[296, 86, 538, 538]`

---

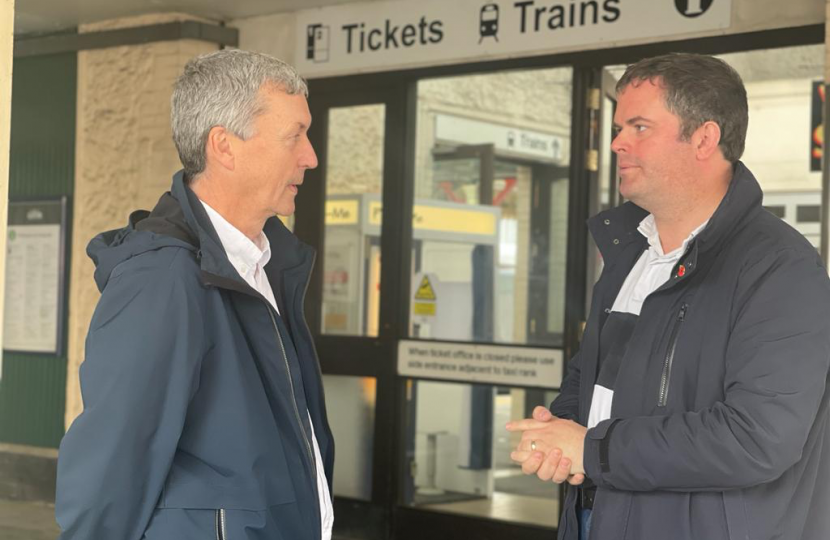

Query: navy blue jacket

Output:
[551, 163, 830, 539]
[56, 171, 334, 540]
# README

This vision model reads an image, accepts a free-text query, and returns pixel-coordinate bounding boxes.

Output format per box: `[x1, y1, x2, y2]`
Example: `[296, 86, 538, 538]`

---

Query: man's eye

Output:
[635, 125, 647, 132]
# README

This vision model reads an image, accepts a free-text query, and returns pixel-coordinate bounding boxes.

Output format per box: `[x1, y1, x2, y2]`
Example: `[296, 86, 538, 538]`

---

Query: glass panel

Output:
[322, 374, 377, 500]
[410, 67, 573, 346]
[764, 205, 786, 219]
[797, 205, 821, 223]
[405, 379, 559, 527]
[321, 104, 385, 336]
[717, 45, 824, 249]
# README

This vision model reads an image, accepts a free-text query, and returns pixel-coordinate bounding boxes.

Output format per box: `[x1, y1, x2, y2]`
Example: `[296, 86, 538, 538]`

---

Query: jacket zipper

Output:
[294, 253, 327, 534]
[265, 304, 317, 485]
[203, 263, 323, 531]
[658, 303, 687, 407]
[215, 508, 226, 540]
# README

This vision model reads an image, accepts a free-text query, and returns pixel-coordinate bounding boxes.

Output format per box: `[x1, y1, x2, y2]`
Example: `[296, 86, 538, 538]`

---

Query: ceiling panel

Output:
[14, 0, 374, 35]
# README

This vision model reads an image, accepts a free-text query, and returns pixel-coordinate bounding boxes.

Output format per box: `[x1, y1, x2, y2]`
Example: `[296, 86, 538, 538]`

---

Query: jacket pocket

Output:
[162, 477, 296, 510]
[142, 508, 216, 539]
[145, 502, 301, 540]
[657, 303, 688, 407]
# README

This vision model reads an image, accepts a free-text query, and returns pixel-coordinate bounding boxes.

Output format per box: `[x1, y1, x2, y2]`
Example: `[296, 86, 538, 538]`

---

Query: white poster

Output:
[4, 201, 65, 354]
[296, 0, 732, 77]
[398, 339, 563, 388]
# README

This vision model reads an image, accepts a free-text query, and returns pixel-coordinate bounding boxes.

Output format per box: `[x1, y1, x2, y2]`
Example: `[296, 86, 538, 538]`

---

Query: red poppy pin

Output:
[677, 264, 686, 277]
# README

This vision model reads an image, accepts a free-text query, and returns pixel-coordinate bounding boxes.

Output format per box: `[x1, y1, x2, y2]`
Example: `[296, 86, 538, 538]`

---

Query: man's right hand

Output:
[508, 406, 586, 486]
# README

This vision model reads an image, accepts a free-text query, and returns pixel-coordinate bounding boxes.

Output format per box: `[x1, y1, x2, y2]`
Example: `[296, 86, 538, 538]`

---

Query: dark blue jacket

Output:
[551, 162, 830, 539]
[56, 171, 334, 540]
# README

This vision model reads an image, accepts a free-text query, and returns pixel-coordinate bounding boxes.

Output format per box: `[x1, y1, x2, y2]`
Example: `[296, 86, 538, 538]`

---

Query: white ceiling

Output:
[14, 0, 369, 35]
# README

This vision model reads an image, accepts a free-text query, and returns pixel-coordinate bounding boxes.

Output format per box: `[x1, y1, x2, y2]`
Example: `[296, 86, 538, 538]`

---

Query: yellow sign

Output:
[325, 200, 360, 225]
[413, 302, 436, 316]
[368, 201, 496, 236]
[414, 276, 437, 301]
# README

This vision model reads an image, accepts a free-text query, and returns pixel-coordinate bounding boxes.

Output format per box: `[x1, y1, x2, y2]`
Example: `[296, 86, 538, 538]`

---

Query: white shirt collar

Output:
[637, 214, 709, 259]
[200, 201, 271, 279]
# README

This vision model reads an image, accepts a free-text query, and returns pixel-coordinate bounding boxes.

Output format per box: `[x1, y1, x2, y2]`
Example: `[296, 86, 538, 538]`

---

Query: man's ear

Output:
[693, 121, 723, 161]
[204, 126, 236, 172]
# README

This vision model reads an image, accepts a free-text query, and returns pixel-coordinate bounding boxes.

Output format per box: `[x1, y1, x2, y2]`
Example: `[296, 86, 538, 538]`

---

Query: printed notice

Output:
[398, 339, 563, 388]
[4, 201, 65, 354]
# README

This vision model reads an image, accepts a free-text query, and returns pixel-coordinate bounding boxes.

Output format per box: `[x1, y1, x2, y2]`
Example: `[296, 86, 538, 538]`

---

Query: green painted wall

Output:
[0, 53, 76, 448]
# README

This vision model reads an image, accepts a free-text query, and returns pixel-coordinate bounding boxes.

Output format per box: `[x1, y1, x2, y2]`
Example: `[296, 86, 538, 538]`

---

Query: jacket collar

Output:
[588, 161, 763, 271]
[138, 170, 315, 290]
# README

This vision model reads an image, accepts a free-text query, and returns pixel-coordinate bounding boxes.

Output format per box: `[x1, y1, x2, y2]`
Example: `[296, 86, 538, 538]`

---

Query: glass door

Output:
[397, 66, 574, 539]
[300, 81, 409, 540]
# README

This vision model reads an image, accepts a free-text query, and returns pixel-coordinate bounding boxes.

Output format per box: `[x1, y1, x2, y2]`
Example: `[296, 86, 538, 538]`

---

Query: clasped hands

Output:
[506, 406, 587, 486]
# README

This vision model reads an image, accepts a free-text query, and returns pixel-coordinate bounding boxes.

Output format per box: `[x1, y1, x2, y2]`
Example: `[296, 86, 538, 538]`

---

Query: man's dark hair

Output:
[616, 53, 748, 163]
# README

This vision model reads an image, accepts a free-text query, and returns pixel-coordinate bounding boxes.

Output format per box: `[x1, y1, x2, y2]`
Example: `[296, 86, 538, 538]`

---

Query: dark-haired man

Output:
[508, 53, 830, 540]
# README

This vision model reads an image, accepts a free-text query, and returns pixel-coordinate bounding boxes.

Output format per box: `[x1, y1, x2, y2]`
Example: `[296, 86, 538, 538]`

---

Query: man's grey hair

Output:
[616, 53, 748, 164]
[171, 49, 309, 181]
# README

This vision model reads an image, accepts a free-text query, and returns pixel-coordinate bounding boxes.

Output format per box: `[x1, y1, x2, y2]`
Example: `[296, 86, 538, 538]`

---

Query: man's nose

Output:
[610, 131, 626, 154]
[303, 139, 319, 169]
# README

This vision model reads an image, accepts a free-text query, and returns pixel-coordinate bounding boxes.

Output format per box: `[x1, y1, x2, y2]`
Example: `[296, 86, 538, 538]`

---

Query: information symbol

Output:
[675, 0, 714, 18]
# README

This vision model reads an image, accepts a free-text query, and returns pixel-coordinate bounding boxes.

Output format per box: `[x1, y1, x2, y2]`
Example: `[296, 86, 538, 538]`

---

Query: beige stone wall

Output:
[0, 0, 13, 371]
[327, 104, 385, 195]
[64, 14, 217, 428]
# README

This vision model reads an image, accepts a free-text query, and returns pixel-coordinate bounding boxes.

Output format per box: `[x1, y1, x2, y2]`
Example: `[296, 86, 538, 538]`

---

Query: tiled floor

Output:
[421, 491, 559, 528]
[0, 499, 60, 540]
[0, 492, 558, 538]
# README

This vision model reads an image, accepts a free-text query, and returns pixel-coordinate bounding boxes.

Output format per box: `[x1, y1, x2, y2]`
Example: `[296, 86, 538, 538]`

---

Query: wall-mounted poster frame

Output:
[3, 197, 69, 356]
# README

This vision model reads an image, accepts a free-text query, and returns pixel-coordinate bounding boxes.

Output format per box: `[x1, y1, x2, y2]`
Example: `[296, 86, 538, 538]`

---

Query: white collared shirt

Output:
[587, 214, 709, 430]
[610, 214, 709, 316]
[200, 201, 334, 540]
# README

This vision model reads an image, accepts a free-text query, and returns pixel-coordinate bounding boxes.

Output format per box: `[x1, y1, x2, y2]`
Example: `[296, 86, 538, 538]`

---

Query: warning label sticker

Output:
[414, 276, 437, 301]
[413, 302, 436, 316]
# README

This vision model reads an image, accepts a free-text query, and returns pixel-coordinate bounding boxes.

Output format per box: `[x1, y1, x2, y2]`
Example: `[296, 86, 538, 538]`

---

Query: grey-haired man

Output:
[56, 49, 334, 540]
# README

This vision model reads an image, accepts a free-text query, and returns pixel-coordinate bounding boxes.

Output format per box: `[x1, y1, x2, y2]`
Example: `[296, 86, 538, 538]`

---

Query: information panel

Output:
[4, 199, 67, 354]
[398, 339, 563, 388]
